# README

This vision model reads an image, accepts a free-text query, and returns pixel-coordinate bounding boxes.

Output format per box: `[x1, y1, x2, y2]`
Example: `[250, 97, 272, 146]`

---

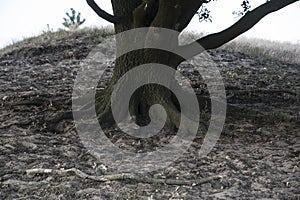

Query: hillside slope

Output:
[0, 28, 299, 199]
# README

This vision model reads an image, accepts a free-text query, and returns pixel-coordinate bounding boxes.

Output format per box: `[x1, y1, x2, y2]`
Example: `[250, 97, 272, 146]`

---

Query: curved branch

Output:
[178, 0, 299, 61]
[86, 0, 123, 24]
[24, 168, 223, 186]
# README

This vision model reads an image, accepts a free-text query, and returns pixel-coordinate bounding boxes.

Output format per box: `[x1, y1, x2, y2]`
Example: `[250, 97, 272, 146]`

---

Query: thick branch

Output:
[86, 0, 123, 24]
[150, 0, 181, 29]
[133, 0, 158, 28]
[178, 0, 299, 60]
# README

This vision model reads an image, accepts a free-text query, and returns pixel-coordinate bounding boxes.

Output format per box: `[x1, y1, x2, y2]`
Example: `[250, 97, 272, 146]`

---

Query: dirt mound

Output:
[0, 29, 299, 199]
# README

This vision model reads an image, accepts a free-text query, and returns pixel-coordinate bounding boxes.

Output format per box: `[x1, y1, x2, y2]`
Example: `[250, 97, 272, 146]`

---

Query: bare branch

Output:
[178, 0, 299, 60]
[24, 168, 223, 186]
[86, 0, 123, 24]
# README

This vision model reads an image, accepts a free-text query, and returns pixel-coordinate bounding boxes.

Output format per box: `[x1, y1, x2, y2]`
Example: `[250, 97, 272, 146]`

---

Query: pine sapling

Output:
[63, 8, 86, 30]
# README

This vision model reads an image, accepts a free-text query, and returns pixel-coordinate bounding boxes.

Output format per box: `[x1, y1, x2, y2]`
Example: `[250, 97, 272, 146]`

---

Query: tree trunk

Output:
[95, 0, 185, 130]
[96, 47, 183, 129]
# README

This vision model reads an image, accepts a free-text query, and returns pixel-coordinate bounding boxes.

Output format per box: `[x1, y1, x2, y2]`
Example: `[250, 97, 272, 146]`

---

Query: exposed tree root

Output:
[44, 111, 73, 133]
[228, 89, 297, 96]
[23, 168, 222, 186]
[226, 103, 298, 123]
[0, 119, 34, 129]
[10, 97, 50, 107]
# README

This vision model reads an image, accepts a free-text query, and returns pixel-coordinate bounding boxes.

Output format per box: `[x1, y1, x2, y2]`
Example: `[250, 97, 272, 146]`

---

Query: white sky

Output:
[0, 0, 299, 48]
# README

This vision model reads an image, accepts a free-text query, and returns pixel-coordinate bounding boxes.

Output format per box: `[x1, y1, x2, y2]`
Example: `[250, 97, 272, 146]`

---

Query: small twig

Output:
[3, 179, 48, 187]
[25, 168, 222, 186]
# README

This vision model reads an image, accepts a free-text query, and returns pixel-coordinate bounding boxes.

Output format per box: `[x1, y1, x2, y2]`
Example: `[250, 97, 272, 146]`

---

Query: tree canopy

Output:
[84, 0, 299, 131]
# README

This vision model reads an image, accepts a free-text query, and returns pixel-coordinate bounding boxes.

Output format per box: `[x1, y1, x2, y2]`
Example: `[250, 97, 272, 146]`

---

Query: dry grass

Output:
[179, 31, 300, 64]
[222, 37, 300, 64]
[1, 27, 299, 65]
[0, 26, 113, 57]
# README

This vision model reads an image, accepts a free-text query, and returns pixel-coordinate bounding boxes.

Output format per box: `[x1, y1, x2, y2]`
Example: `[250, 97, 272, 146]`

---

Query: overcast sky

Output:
[0, 0, 299, 48]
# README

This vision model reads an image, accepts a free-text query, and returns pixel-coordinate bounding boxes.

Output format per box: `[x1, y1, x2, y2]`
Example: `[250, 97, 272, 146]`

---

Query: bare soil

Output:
[0, 31, 299, 199]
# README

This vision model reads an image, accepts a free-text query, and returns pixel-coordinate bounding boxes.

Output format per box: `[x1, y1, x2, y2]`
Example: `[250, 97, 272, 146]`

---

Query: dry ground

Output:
[0, 29, 299, 199]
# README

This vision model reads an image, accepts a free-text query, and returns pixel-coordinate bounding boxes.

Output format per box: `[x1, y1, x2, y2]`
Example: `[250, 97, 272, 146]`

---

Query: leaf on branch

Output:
[197, 7, 212, 22]
[233, 0, 251, 17]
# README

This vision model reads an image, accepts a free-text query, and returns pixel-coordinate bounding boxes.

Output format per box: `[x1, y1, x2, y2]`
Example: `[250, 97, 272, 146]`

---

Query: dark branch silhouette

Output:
[86, 0, 123, 24]
[178, 0, 299, 60]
